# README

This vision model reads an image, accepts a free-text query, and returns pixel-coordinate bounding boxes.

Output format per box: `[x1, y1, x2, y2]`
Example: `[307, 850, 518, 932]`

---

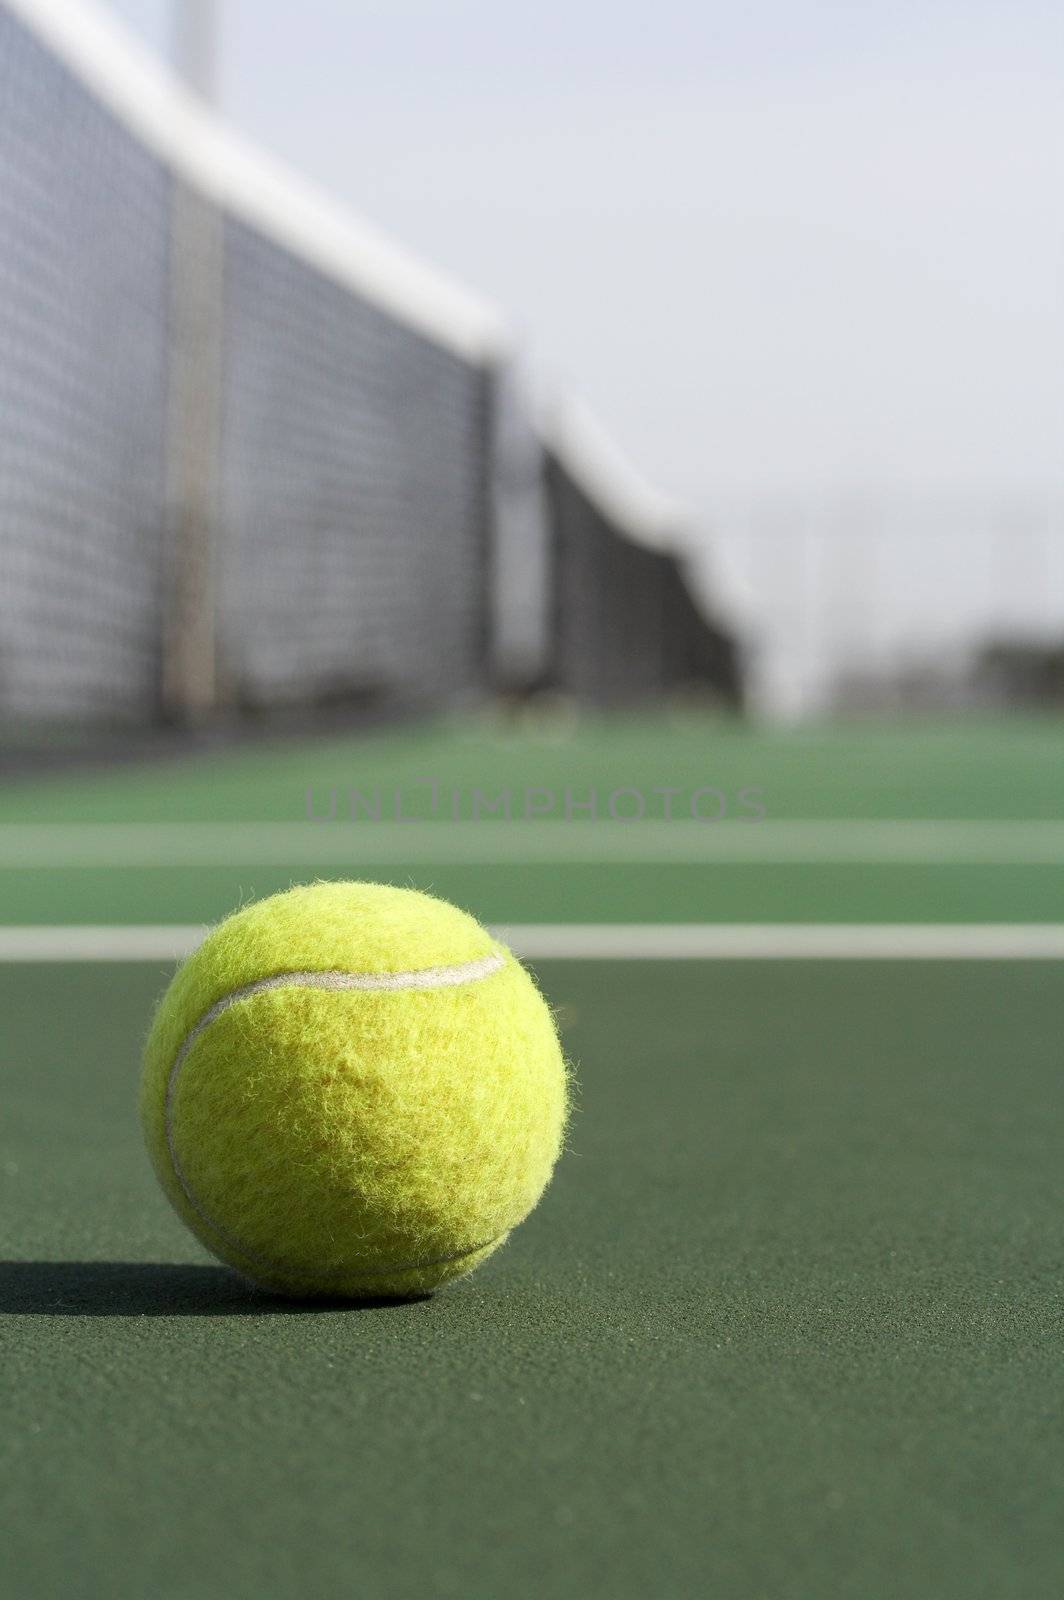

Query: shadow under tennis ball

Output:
[0, 1260, 431, 1317]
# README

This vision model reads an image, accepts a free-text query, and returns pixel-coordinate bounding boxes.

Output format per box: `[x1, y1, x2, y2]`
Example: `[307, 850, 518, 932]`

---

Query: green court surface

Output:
[2, 716, 1063, 1599]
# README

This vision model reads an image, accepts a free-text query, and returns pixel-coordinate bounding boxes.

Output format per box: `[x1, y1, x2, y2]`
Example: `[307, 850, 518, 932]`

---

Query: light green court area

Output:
[3, 713, 1064, 823]
[1, 715, 1063, 926]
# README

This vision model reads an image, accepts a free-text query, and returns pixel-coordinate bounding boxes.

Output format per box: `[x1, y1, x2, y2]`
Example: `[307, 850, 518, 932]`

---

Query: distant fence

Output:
[709, 494, 1064, 717]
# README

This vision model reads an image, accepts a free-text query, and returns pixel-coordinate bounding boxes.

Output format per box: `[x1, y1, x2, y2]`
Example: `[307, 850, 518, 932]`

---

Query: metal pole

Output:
[173, 0, 217, 101]
[161, 0, 222, 721]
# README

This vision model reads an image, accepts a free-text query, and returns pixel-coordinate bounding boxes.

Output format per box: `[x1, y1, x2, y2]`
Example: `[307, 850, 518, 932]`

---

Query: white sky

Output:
[101, 0, 1064, 711]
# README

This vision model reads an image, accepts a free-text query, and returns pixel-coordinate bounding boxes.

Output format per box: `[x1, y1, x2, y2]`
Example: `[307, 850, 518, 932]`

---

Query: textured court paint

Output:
[6, 959, 1064, 1600]
[141, 883, 568, 1298]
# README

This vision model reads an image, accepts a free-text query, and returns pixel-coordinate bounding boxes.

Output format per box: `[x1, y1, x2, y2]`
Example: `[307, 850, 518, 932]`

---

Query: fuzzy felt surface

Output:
[141, 882, 568, 1297]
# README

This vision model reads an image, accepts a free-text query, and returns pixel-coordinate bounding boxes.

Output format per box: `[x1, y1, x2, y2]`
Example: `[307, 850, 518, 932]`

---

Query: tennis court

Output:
[2, 1, 1061, 1593]
[3, 715, 1062, 1599]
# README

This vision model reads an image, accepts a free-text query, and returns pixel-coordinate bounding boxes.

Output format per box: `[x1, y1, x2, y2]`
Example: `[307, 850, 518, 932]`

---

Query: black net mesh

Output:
[659, 552, 743, 706]
[0, 9, 170, 720]
[0, 3, 492, 725]
[219, 220, 492, 709]
[544, 447, 741, 708]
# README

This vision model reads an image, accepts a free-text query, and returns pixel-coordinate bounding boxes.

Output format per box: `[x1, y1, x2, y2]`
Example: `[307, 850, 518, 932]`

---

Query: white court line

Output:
[3, 821, 1064, 866]
[496, 924, 1064, 960]
[3, 925, 1064, 962]
[0, 926, 207, 961]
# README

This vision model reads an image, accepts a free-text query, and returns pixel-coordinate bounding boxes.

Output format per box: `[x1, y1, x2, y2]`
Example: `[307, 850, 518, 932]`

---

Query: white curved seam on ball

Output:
[162, 950, 507, 1281]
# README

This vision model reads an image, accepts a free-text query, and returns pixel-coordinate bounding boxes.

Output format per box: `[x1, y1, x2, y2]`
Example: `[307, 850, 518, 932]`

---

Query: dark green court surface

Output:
[3, 958, 1062, 1600]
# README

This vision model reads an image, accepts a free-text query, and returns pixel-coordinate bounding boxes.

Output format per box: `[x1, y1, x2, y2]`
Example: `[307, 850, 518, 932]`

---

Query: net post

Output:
[161, 178, 224, 723]
[476, 357, 502, 695]
[160, 0, 222, 724]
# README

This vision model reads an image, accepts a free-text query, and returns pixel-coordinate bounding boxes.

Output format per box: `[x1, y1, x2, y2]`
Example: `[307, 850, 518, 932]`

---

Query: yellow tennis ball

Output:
[141, 882, 569, 1299]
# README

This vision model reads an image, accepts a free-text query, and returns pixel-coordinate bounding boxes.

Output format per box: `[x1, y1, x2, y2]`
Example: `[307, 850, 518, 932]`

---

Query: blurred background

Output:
[2, 0, 1060, 748]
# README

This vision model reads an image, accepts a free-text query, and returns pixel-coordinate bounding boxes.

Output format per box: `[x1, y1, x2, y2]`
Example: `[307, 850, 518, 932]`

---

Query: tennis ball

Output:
[141, 882, 568, 1299]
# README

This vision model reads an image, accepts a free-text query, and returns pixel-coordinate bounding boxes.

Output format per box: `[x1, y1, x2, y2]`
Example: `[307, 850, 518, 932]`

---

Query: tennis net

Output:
[544, 403, 741, 708]
[0, 0, 503, 724]
[0, 0, 740, 730]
